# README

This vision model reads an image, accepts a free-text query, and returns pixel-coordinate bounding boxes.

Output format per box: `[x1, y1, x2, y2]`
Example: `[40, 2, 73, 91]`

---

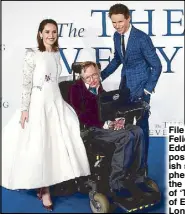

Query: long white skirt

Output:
[2, 83, 90, 190]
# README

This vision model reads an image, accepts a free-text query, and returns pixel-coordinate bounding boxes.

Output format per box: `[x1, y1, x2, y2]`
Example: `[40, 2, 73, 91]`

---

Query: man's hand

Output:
[20, 111, 29, 129]
[144, 89, 152, 95]
[113, 118, 125, 130]
[108, 121, 115, 130]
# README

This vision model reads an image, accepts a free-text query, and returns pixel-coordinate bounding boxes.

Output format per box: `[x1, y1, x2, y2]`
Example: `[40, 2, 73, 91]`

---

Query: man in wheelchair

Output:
[69, 61, 152, 194]
[56, 61, 161, 212]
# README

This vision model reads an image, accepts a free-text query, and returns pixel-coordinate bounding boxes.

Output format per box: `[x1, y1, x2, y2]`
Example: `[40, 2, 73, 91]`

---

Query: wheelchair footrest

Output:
[114, 193, 160, 212]
[113, 182, 161, 213]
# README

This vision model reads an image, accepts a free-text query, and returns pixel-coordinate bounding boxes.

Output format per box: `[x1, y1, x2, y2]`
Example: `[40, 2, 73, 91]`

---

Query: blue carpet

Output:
[1, 137, 166, 213]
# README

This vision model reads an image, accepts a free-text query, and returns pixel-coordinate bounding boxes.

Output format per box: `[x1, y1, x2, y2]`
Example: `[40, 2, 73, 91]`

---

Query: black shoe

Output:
[136, 179, 156, 198]
[137, 182, 153, 196]
[137, 182, 151, 191]
[136, 180, 161, 204]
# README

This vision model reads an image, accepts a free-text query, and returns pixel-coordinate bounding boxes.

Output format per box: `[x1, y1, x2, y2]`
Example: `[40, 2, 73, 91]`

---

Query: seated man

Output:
[69, 61, 147, 192]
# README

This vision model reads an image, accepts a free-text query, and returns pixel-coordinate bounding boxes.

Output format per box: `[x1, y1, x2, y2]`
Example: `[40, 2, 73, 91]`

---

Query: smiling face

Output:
[81, 64, 100, 88]
[39, 23, 58, 49]
[111, 13, 130, 35]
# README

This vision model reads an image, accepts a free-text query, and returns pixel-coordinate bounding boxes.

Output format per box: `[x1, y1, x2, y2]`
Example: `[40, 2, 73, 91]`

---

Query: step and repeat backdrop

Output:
[2, 1, 184, 136]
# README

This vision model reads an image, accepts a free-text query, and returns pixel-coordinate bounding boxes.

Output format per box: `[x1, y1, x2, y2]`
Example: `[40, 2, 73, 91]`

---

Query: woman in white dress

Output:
[2, 19, 90, 211]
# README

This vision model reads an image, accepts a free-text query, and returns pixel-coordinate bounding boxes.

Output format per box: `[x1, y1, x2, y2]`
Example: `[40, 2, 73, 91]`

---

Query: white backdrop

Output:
[2, 1, 184, 136]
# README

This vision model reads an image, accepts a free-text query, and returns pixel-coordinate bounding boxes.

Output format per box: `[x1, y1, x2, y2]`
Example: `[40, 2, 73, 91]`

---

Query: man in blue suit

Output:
[101, 3, 162, 173]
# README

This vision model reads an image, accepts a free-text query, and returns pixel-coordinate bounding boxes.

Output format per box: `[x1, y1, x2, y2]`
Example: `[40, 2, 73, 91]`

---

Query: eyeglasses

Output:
[83, 73, 99, 82]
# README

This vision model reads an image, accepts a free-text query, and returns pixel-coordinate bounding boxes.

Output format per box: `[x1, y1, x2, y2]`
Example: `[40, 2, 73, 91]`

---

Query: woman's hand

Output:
[20, 111, 29, 129]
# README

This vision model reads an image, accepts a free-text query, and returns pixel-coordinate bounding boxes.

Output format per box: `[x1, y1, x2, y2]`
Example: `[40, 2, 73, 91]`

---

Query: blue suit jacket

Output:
[101, 26, 162, 100]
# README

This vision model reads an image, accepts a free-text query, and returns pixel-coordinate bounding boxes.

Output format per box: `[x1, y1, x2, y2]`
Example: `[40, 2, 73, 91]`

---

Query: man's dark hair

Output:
[109, 3, 130, 19]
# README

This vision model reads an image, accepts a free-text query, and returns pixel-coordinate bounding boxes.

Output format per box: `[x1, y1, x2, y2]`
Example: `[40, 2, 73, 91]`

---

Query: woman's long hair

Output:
[37, 19, 59, 52]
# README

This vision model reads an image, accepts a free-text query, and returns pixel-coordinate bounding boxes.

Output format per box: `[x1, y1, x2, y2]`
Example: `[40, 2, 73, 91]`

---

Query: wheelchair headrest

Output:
[72, 62, 101, 75]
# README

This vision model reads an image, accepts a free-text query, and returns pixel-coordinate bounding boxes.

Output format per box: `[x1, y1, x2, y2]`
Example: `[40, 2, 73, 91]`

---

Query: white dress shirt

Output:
[121, 23, 132, 55]
[85, 83, 99, 94]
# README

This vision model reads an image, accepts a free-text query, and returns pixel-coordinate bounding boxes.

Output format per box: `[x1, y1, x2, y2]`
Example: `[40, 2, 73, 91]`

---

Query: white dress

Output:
[2, 48, 91, 190]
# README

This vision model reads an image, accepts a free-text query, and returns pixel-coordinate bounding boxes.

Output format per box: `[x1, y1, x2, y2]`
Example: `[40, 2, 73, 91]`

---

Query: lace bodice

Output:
[21, 48, 62, 111]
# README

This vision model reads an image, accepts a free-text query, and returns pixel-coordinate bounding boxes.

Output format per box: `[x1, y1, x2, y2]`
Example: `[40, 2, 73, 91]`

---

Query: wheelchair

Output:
[54, 62, 161, 213]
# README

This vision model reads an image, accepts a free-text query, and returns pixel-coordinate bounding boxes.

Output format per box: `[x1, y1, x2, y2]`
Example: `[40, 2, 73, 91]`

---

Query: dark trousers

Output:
[119, 79, 150, 166]
[88, 124, 146, 191]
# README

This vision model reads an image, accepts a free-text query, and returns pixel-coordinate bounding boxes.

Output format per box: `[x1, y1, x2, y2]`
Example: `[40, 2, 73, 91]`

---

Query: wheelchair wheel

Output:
[145, 178, 160, 192]
[90, 193, 110, 213]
